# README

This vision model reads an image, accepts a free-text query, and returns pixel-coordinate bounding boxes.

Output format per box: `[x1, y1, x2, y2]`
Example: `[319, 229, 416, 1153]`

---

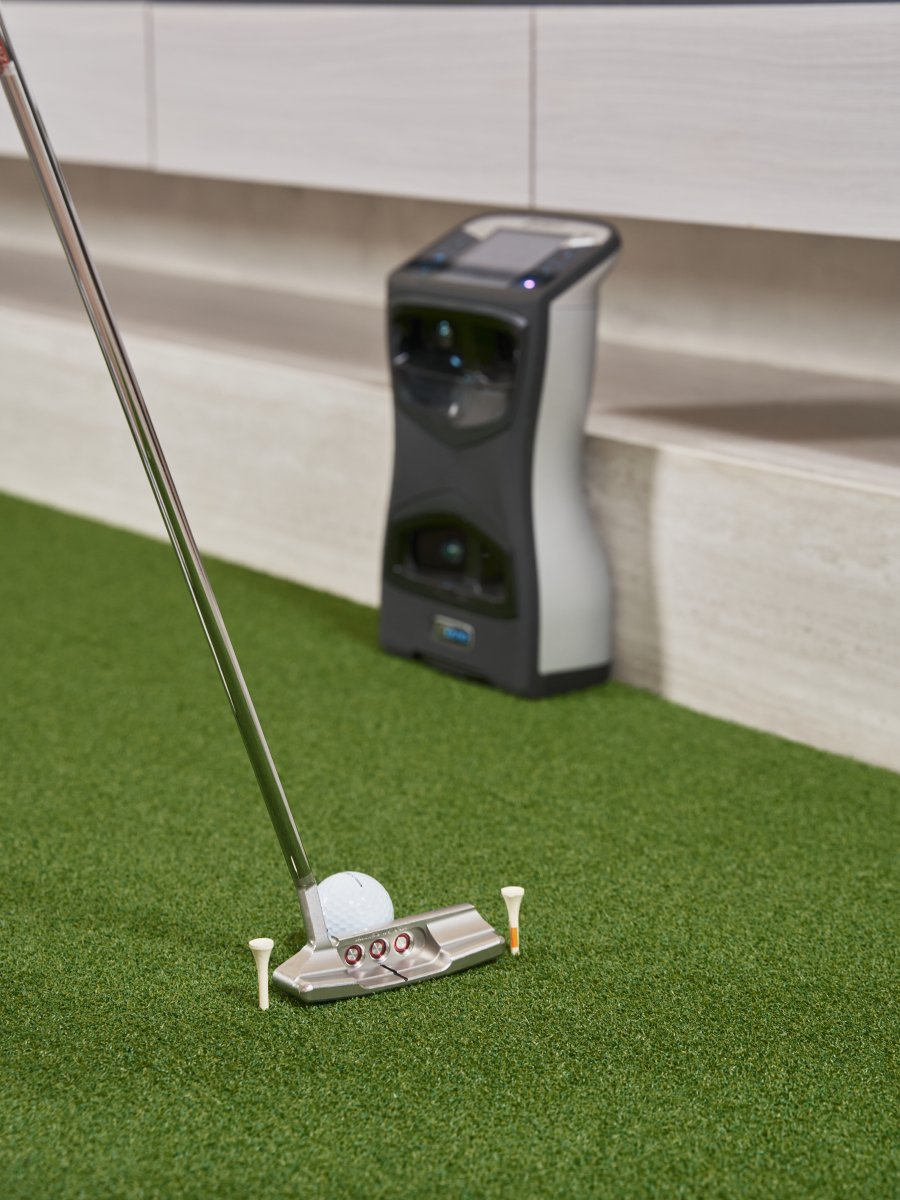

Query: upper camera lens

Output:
[436, 320, 454, 349]
[440, 538, 465, 566]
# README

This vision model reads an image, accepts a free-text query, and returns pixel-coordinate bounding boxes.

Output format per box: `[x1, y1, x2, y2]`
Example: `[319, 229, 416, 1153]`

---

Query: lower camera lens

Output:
[411, 527, 467, 574]
[440, 538, 465, 566]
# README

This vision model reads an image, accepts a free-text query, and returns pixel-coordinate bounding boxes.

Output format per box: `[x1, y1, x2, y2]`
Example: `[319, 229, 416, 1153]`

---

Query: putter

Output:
[0, 12, 504, 1002]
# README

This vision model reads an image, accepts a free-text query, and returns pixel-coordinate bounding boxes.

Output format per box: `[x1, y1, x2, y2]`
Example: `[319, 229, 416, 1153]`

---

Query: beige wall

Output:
[2, 159, 900, 386]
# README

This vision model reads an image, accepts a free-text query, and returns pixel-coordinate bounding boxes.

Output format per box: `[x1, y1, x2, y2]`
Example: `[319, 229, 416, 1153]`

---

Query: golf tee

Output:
[501, 886, 524, 956]
[248, 937, 274, 1010]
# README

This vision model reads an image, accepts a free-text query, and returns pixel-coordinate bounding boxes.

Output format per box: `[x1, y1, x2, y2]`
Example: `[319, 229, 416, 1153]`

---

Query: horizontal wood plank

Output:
[153, 4, 530, 204]
[536, 5, 900, 238]
[0, 2, 151, 167]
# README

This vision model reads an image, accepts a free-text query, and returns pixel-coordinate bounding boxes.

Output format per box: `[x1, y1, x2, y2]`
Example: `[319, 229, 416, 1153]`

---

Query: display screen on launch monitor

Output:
[454, 230, 561, 275]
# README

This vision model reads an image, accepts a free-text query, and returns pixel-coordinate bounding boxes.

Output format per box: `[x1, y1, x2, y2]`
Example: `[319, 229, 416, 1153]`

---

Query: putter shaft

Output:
[0, 11, 328, 948]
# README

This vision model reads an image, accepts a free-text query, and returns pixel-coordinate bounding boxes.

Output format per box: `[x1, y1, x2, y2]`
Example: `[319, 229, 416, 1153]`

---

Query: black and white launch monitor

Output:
[380, 212, 620, 697]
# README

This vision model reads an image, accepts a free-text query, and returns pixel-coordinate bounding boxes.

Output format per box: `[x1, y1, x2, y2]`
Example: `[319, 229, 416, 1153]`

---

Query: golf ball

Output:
[318, 871, 395, 940]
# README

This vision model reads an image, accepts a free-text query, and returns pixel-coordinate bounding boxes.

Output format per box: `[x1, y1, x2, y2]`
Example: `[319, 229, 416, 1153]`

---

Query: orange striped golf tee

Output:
[501, 886, 524, 957]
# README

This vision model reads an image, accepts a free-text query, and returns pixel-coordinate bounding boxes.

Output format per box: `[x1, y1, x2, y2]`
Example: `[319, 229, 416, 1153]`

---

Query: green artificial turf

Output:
[0, 492, 897, 1200]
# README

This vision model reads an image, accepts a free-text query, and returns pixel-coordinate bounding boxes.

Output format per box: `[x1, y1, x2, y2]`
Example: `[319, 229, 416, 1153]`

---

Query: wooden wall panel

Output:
[153, 4, 530, 205]
[0, 2, 151, 167]
[536, 5, 900, 239]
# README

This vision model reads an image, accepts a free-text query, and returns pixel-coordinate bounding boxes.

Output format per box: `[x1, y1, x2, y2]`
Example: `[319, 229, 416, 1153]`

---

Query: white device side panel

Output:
[535, 5, 900, 240]
[0, 2, 151, 167]
[153, 5, 530, 205]
[532, 299, 612, 676]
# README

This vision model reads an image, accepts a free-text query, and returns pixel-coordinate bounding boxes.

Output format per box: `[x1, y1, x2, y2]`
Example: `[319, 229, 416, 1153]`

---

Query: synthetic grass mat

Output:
[1, 493, 897, 1199]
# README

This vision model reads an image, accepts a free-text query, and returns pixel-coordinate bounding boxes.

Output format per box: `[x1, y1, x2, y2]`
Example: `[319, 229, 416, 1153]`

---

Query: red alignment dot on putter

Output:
[369, 938, 388, 960]
[393, 932, 412, 954]
[344, 945, 363, 966]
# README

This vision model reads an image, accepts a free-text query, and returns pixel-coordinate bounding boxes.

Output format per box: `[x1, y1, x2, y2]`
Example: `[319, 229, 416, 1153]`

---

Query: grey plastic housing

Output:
[380, 212, 620, 698]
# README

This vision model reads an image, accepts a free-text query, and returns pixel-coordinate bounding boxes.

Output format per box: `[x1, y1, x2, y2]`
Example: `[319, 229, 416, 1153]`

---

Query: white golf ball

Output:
[318, 871, 395, 940]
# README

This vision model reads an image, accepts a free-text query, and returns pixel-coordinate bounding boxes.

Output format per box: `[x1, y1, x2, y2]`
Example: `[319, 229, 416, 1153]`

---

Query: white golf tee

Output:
[248, 937, 275, 1009]
[501, 886, 524, 956]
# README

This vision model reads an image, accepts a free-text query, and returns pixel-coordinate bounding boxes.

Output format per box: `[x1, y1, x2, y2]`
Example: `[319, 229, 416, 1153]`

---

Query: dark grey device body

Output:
[379, 212, 621, 698]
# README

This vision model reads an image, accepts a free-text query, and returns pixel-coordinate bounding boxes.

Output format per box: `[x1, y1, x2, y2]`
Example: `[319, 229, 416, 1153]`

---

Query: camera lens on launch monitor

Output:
[440, 538, 465, 566]
[436, 319, 454, 348]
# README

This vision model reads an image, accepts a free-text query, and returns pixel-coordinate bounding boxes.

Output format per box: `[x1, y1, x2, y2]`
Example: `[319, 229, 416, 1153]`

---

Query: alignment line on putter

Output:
[377, 963, 409, 982]
[0, 6, 504, 1004]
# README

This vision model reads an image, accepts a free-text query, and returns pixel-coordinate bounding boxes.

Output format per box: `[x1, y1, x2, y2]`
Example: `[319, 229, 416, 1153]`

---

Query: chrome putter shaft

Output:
[0, 10, 329, 950]
[0, 13, 504, 1000]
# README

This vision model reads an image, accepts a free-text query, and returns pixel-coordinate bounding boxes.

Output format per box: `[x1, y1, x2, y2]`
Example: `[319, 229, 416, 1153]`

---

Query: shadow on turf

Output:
[205, 554, 380, 655]
[268, 573, 380, 653]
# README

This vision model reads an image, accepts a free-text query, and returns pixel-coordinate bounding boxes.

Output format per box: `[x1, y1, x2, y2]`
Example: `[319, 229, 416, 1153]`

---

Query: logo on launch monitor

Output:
[432, 616, 475, 651]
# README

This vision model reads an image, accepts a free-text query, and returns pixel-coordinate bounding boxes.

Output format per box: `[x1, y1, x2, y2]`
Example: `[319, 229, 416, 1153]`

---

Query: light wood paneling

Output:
[0, 2, 151, 167]
[536, 5, 900, 239]
[153, 4, 530, 204]
[5, 161, 900, 387]
[590, 343, 900, 495]
[0, 305, 392, 607]
[590, 440, 900, 770]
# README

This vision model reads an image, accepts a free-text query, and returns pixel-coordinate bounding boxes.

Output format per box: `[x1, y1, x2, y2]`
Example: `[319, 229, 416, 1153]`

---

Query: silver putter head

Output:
[273, 903, 504, 1003]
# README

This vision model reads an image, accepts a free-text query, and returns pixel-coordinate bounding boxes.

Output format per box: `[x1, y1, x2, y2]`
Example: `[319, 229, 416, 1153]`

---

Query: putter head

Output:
[273, 902, 504, 1003]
